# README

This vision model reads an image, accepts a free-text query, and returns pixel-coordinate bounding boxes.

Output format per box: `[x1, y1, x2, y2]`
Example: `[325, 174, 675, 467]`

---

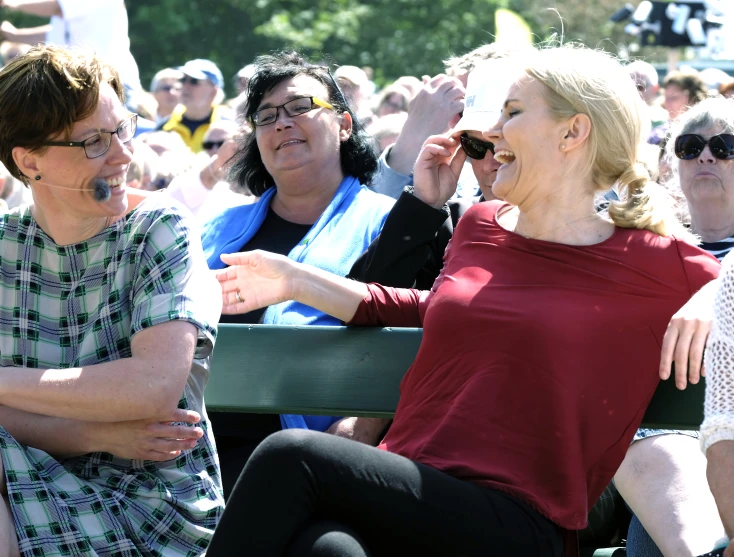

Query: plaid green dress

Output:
[0, 195, 224, 556]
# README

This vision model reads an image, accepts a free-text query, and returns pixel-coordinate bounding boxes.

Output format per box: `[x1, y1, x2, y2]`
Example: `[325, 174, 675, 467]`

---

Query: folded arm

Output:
[0, 320, 197, 422]
[0, 404, 203, 461]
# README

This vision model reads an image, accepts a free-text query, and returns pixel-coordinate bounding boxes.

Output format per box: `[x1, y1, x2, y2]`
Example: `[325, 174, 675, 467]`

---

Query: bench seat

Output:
[206, 324, 706, 557]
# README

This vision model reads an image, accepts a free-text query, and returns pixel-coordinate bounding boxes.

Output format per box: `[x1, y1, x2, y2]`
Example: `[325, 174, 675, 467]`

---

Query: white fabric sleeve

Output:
[165, 171, 211, 217]
[702, 251, 734, 453]
[56, 0, 104, 20]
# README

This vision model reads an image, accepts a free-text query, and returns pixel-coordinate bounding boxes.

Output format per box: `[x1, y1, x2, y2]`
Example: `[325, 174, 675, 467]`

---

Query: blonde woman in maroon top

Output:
[206, 47, 719, 557]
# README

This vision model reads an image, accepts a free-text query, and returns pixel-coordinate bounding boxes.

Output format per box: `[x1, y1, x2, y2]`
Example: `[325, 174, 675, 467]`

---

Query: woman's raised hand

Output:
[412, 134, 467, 210]
[216, 250, 297, 315]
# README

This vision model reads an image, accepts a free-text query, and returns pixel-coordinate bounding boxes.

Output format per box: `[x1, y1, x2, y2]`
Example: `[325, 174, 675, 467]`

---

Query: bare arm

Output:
[386, 75, 464, 176]
[659, 277, 719, 389]
[0, 0, 62, 17]
[0, 405, 204, 461]
[0, 21, 51, 44]
[0, 320, 197, 422]
[0, 405, 90, 459]
[217, 251, 369, 323]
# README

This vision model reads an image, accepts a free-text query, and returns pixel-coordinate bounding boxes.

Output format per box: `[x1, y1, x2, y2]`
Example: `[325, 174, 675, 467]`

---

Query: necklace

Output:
[499, 206, 602, 241]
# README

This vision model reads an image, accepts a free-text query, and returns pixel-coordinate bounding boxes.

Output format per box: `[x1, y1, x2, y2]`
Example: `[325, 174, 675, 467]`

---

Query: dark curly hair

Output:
[229, 51, 378, 197]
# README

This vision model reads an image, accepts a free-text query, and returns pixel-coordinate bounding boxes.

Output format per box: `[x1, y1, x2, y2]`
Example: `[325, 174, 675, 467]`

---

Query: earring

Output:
[35, 175, 41, 181]
[560, 145, 566, 151]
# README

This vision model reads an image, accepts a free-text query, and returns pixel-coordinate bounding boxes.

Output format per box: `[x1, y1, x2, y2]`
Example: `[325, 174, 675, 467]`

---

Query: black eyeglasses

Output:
[674, 133, 734, 160]
[41, 114, 137, 159]
[180, 76, 201, 86]
[251, 96, 334, 127]
[203, 140, 225, 151]
[460, 133, 495, 160]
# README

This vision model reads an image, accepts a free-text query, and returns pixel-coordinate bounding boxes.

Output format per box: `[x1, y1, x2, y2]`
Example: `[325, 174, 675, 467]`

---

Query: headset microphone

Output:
[34, 176, 114, 201]
[92, 178, 111, 202]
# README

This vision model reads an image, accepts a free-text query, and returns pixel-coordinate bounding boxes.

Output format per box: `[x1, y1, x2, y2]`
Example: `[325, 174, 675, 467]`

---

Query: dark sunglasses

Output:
[674, 133, 734, 160]
[180, 76, 201, 86]
[460, 133, 495, 160]
[203, 140, 225, 151]
[155, 84, 178, 93]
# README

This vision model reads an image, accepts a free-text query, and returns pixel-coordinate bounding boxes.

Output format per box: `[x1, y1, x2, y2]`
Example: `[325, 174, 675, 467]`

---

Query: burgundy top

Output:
[349, 201, 719, 531]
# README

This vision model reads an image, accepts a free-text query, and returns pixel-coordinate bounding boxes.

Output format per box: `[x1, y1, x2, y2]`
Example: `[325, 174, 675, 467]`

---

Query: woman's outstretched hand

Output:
[412, 134, 467, 210]
[216, 250, 296, 315]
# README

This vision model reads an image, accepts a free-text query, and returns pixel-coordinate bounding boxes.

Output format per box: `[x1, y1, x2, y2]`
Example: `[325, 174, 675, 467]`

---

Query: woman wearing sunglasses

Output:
[668, 96, 734, 261]
[642, 96, 734, 557]
[206, 47, 721, 557]
[200, 51, 394, 497]
[0, 46, 223, 556]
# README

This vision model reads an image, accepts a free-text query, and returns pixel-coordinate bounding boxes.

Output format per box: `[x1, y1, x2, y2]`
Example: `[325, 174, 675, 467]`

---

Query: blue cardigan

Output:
[201, 175, 394, 430]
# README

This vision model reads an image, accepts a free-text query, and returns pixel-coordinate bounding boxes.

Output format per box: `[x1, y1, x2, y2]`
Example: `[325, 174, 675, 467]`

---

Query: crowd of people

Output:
[0, 2, 733, 557]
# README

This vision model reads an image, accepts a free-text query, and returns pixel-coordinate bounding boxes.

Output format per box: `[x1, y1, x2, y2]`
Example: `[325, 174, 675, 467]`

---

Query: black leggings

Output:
[206, 429, 563, 557]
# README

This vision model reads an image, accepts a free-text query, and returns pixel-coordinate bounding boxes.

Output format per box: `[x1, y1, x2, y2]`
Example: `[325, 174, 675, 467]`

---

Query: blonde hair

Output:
[525, 45, 685, 237]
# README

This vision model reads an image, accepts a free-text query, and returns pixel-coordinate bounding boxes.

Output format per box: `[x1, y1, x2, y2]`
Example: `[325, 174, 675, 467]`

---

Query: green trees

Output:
[3, 1, 664, 95]
[127, 0, 505, 94]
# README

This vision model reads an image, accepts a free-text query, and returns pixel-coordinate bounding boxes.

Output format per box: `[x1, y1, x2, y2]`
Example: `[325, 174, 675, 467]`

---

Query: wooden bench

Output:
[206, 323, 707, 556]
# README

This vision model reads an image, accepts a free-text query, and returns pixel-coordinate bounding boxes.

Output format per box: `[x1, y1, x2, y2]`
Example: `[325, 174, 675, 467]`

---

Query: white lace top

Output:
[702, 250, 734, 453]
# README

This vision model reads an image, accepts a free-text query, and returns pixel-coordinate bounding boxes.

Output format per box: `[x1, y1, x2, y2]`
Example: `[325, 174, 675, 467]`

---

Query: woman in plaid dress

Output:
[0, 46, 223, 555]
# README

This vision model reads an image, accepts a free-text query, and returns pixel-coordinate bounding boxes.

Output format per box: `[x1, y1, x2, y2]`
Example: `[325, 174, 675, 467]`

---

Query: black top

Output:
[348, 191, 479, 290]
[213, 207, 315, 493]
[220, 207, 312, 324]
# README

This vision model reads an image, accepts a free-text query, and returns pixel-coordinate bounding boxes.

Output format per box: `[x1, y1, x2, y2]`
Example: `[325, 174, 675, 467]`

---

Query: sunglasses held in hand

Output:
[674, 133, 734, 160]
[460, 133, 495, 160]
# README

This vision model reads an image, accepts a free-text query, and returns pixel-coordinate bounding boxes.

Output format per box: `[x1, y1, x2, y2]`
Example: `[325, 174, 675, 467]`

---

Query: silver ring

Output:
[235, 291, 243, 304]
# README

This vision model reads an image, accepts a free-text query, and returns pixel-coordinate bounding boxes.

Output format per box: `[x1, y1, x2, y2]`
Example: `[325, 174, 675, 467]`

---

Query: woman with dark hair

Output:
[200, 51, 394, 496]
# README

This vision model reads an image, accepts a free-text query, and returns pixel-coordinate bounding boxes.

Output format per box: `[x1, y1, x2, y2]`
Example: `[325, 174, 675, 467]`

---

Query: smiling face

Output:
[254, 74, 350, 186]
[679, 125, 734, 227]
[483, 76, 570, 207]
[19, 83, 134, 219]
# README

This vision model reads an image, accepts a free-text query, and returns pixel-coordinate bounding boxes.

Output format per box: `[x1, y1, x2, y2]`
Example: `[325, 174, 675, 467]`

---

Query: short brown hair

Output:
[0, 45, 124, 183]
[663, 70, 708, 106]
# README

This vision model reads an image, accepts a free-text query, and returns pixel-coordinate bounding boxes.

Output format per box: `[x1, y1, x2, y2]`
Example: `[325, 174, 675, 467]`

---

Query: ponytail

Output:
[608, 163, 692, 240]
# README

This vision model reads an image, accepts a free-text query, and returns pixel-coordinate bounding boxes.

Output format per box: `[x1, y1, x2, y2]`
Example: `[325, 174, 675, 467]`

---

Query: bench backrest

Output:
[206, 324, 704, 430]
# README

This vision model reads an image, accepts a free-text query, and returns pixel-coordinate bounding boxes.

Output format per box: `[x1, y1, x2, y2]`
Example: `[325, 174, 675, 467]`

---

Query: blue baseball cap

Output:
[178, 59, 224, 89]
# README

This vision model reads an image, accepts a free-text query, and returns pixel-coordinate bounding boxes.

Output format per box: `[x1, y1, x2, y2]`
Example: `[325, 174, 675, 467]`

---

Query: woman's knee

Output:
[287, 520, 370, 557]
[617, 434, 702, 485]
[245, 429, 330, 476]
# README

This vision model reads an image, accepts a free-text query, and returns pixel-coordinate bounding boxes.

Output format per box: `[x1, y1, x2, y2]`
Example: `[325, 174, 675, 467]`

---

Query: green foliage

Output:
[126, 0, 505, 93]
[4, 0, 673, 96]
